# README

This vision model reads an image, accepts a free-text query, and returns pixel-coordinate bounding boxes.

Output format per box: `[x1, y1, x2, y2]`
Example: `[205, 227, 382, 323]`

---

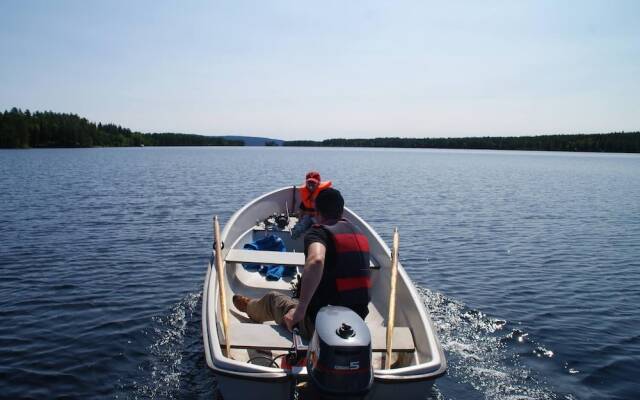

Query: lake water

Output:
[1, 147, 639, 400]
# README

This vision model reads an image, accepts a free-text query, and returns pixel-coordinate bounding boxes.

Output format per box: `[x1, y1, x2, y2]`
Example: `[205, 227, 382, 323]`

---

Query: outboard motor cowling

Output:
[307, 306, 373, 397]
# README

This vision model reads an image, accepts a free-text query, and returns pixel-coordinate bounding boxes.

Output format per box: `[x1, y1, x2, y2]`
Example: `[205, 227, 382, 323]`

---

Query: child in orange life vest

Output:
[291, 171, 332, 239]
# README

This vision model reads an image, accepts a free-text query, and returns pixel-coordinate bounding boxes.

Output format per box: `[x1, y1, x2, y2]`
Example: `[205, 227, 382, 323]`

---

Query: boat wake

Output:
[124, 287, 565, 400]
[127, 292, 209, 399]
[417, 286, 564, 400]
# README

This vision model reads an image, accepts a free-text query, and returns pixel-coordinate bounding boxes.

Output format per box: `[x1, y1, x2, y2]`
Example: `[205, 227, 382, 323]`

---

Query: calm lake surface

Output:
[1, 147, 639, 400]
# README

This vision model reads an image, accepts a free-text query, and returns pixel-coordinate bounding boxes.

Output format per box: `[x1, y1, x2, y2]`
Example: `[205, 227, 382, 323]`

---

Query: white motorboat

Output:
[202, 186, 446, 399]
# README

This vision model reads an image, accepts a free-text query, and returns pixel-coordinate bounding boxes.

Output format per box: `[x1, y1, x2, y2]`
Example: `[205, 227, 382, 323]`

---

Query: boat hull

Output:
[203, 186, 446, 399]
[215, 373, 291, 399]
[213, 372, 439, 400]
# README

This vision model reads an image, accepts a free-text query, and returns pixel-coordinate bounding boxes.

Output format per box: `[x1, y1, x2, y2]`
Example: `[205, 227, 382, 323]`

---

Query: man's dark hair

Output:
[315, 188, 344, 219]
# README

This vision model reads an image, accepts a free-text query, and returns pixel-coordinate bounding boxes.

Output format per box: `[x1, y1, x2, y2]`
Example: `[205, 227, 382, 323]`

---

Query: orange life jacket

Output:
[298, 181, 332, 213]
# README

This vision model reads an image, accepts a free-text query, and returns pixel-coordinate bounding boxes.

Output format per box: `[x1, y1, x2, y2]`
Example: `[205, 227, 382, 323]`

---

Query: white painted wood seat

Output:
[221, 322, 415, 353]
[226, 249, 306, 266]
[226, 249, 380, 269]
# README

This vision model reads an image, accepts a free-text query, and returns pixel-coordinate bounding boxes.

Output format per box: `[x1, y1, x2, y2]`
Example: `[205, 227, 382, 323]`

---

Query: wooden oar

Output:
[385, 227, 399, 369]
[213, 216, 231, 357]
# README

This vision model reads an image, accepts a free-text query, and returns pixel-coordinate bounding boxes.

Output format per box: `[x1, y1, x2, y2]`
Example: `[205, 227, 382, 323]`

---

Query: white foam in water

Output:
[127, 286, 560, 399]
[417, 286, 558, 400]
[135, 292, 201, 399]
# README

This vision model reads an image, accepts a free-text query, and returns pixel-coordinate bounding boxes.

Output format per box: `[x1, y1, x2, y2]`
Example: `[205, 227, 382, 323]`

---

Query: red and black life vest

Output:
[309, 219, 371, 320]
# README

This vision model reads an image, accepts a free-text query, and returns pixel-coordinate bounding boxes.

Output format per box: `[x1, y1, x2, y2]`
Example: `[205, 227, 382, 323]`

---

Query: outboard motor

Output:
[307, 306, 373, 398]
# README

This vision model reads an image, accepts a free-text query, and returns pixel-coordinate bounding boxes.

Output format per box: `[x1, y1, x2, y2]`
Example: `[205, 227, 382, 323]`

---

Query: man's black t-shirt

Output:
[304, 226, 335, 270]
[303, 225, 369, 322]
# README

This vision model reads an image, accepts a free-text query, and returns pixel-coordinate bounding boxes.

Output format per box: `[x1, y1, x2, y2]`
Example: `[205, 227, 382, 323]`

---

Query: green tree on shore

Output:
[0, 108, 242, 148]
[285, 132, 640, 153]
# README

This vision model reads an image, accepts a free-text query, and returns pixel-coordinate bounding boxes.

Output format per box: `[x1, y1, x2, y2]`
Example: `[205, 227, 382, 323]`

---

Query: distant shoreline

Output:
[284, 132, 640, 154]
[1, 108, 638, 153]
[4, 142, 638, 155]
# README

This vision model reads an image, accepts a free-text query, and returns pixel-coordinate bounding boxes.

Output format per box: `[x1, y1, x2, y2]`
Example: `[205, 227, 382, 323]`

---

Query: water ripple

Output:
[1, 147, 639, 399]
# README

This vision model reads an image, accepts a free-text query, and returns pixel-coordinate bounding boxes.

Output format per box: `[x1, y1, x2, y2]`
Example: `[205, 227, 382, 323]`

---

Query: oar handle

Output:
[214, 216, 231, 357]
[385, 227, 399, 369]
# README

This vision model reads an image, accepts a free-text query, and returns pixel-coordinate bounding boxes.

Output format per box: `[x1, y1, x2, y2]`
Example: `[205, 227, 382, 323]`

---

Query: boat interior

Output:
[217, 214, 424, 371]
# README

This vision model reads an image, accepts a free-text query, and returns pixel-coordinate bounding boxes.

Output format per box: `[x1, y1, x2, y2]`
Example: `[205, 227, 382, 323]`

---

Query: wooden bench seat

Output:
[226, 249, 306, 266]
[220, 322, 414, 353]
[225, 249, 380, 269]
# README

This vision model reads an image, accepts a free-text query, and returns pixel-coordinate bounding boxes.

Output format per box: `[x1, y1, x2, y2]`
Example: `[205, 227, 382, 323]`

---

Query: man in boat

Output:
[233, 188, 371, 339]
[290, 171, 332, 239]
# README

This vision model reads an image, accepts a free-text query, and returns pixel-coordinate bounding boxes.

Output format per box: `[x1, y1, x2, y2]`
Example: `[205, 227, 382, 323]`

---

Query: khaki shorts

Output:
[246, 291, 315, 339]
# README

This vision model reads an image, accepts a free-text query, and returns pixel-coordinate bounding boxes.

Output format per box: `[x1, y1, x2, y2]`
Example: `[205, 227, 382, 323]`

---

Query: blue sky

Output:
[1, 1, 638, 140]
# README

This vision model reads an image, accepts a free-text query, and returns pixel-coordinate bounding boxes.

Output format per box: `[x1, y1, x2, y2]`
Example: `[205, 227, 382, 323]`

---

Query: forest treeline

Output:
[2, 107, 638, 152]
[0, 108, 242, 148]
[284, 132, 640, 153]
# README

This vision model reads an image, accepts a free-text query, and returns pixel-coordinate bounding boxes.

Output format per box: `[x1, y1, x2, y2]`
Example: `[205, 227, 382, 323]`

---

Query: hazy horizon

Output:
[1, 1, 639, 140]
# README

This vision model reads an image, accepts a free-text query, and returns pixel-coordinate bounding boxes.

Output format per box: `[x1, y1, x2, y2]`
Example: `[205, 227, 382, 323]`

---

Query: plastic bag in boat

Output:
[242, 235, 295, 280]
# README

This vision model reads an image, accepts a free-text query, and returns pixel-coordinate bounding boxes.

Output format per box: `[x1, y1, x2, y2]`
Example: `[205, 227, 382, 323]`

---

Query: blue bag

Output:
[242, 235, 295, 280]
